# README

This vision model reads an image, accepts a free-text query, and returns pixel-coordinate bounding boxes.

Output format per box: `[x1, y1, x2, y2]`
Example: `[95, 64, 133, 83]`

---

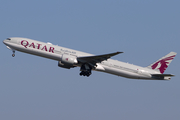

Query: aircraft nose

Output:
[3, 40, 6, 44]
[3, 38, 11, 45]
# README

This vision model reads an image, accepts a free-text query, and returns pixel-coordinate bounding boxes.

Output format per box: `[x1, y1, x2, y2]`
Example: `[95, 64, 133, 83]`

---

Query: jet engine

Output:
[58, 54, 78, 69]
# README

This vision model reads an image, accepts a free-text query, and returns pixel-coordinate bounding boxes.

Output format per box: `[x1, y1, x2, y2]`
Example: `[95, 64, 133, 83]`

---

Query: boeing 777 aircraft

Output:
[3, 37, 177, 80]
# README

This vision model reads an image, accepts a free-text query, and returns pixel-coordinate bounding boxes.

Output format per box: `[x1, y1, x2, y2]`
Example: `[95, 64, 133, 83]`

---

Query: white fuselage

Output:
[3, 37, 161, 80]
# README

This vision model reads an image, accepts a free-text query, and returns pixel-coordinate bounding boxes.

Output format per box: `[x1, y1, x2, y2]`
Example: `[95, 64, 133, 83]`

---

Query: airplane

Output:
[3, 37, 177, 80]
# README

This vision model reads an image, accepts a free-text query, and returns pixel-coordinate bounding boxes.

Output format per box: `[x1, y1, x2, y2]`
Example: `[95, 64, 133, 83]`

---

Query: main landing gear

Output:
[79, 64, 92, 77]
[12, 51, 15, 57]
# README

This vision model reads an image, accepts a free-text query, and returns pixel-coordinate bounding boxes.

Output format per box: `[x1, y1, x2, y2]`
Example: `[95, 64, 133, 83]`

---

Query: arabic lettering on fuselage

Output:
[21, 40, 55, 53]
[60, 49, 76, 54]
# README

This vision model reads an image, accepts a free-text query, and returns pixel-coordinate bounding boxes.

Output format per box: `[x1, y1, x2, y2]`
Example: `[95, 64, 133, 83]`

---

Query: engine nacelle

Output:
[58, 54, 78, 69]
[58, 61, 74, 69]
[61, 54, 78, 65]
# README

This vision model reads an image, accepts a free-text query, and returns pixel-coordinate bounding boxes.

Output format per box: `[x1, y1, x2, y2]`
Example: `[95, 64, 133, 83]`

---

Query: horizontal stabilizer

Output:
[152, 74, 175, 77]
[151, 74, 175, 80]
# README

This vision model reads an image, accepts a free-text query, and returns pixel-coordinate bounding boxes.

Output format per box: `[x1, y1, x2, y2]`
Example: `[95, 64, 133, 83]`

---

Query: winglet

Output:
[109, 51, 123, 57]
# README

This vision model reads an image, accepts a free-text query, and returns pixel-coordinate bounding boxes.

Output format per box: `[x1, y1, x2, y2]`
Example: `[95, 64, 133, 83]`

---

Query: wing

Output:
[77, 51, 123, 65]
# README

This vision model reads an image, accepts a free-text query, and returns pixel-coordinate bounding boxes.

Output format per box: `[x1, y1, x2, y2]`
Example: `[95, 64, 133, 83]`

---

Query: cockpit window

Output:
[6, 38, 11, 40]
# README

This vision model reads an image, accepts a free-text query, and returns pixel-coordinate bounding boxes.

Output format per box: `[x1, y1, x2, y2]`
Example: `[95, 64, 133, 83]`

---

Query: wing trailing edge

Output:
[77, 52, 123, 64]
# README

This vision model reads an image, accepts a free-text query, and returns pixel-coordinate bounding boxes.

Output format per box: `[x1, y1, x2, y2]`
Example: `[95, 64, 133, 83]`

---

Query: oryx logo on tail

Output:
[151, 55, 176, 73]
[147, 52, 177, 74]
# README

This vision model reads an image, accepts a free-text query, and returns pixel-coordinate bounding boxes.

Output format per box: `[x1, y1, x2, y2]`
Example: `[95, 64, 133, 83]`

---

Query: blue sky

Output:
[0, 0, 180, 120]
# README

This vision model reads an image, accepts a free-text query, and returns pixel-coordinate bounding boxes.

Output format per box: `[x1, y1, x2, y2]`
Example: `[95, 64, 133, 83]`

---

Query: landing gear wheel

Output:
[79, 64, 92, 77]
[80, 71, 91, 77]
[12, 51, 15, 57]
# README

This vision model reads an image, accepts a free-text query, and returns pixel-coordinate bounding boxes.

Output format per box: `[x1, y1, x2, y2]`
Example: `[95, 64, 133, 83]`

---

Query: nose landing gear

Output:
[6, 46, 15, 57]
[12, 51, 15, 57]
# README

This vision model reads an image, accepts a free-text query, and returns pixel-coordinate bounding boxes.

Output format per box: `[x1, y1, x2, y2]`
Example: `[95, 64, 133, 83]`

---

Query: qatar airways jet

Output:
[3, 37, 177, 80]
